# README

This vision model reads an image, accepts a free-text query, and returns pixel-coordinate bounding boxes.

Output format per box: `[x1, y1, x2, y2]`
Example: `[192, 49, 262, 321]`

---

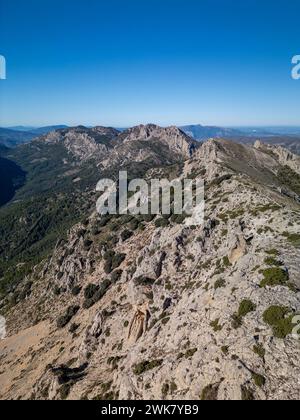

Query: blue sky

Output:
[0, 0, 300, 127]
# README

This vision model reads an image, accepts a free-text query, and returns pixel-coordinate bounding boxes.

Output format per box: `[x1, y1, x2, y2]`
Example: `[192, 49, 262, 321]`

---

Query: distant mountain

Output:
[0, 125, 69, 148]
[180, 124, 244, 140]
[233, 136, 300, 156]
[0, 128, 36, 148]
[235, 126, 300, 137]
[8, 125, 69, 133]
[28, 125, 69, 135]
[180, 124, 300, 140]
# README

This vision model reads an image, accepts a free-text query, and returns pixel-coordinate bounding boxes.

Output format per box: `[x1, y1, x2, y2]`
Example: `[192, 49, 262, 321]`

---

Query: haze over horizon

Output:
[1, 0, 300, 127]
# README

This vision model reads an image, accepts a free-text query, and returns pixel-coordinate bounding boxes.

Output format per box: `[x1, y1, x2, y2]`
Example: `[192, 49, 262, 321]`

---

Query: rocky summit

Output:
[0, 127, 300, 401]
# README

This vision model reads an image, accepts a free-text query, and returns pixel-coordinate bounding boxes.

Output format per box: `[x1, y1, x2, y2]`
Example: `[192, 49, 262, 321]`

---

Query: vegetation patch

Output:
[282, 232, 300, 248]
[263, 306, 294, 339]
[260, 267, 289, 288]
[277, 165, 300, 196]
[264, 257, 283, 267]
[133, 359, 163, 375]
[155, 218, 169, 228]
[210, 319, 223, 332]
[241, 386, 255, 400]
[252, 372, 266, 388]
[232, 300, 256, 329]
[223, 256, 231, 267]
[200, 383, 220, 400]
[253, 344, 265, 359]
[221, 346, 229, 355]
[121, 230, 133, 242]
[104, 251, 126, 274]
[83, 279, 111, 309]
[134, 276, 155, 287]
[185, 348, 198, 359]
[214, 279, 226, 290]
[265, 249, 279, 256]
[57, 305, 80, 329]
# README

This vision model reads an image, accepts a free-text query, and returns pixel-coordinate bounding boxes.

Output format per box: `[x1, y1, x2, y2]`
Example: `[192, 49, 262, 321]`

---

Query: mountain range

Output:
[0, 126, 68, 148]
[1, 124, 300, 149]
[0, 124, 300, 400]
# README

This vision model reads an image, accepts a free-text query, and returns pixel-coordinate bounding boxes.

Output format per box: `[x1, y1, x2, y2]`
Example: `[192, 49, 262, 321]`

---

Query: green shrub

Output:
[170, 214, 187, 224]
[83, 279, 111, 309]
[282, 232, 300, 248]
[260, 268, 289, 288]
[214, 279, 226, 290]
[155, 218, 169, 228]
[104, 251, 126, 274]
[265, 249, 279, 256]
[264, 257, 282, 267]
[253, 344, 265, 359]
[129, 219, 139, 231]
[241, 386, 255, 401]
[133, 359, 163, 375]
[121, 230, 133, 242]
[59, 383, 71, 400]
[185, 348, 198, 358]
[252, 372, 266, 388]
[71, 285, 82, 296]
[162, 383, 169, 398]
[170, 381, 178, 393]
[53, 286, 61, 296]
[19, 282, 33, 300]
[238, 300, 256, 318]
[210, 319, 223, 332]
[83, 239, 93, 250]
[201, 384, 219, 400]
[263, 306, 294, 339]
[57, 305, 80, 329]
[142, 214, 155, 223]
[231, 300, 256, 329]
[263, 306, 289, 325]
[69, 323, 80, 334]
[111, 270, 122, 283]
[221, 346, 229, 355]
[231, 313, 243, 329]
[134, 276, 155, 286]
[223, 256, 231, 267]
[84, 284, 98, 300]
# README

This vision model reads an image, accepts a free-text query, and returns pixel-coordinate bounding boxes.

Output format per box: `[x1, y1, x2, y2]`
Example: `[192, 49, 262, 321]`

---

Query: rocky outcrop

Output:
[119, 124, 198, 159]
[128, 303, 150, 345]
[254, 140, 300, 175]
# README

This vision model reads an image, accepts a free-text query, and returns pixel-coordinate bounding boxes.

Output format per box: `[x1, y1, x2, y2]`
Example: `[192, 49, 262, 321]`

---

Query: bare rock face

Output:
[254, 140, 300, 175]
[119, 124, 197, 159]
[80, 312, 104, 361]
[63, 131, 107, 161]
[0, 316, 6, 339]
[128, 303, 150, 345]
[41, 126, 117, 161]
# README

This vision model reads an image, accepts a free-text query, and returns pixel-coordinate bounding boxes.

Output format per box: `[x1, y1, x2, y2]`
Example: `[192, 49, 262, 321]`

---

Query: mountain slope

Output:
[0, 124, 196, 298]
[235, 136, 300, 156]
[0, 126, 69, 148]
[0, 127, 37, 148]
[0, 138, 300, 400]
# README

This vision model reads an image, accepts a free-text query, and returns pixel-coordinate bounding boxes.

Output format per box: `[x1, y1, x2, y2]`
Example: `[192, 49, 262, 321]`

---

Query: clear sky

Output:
[0, 0, 300, 127]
